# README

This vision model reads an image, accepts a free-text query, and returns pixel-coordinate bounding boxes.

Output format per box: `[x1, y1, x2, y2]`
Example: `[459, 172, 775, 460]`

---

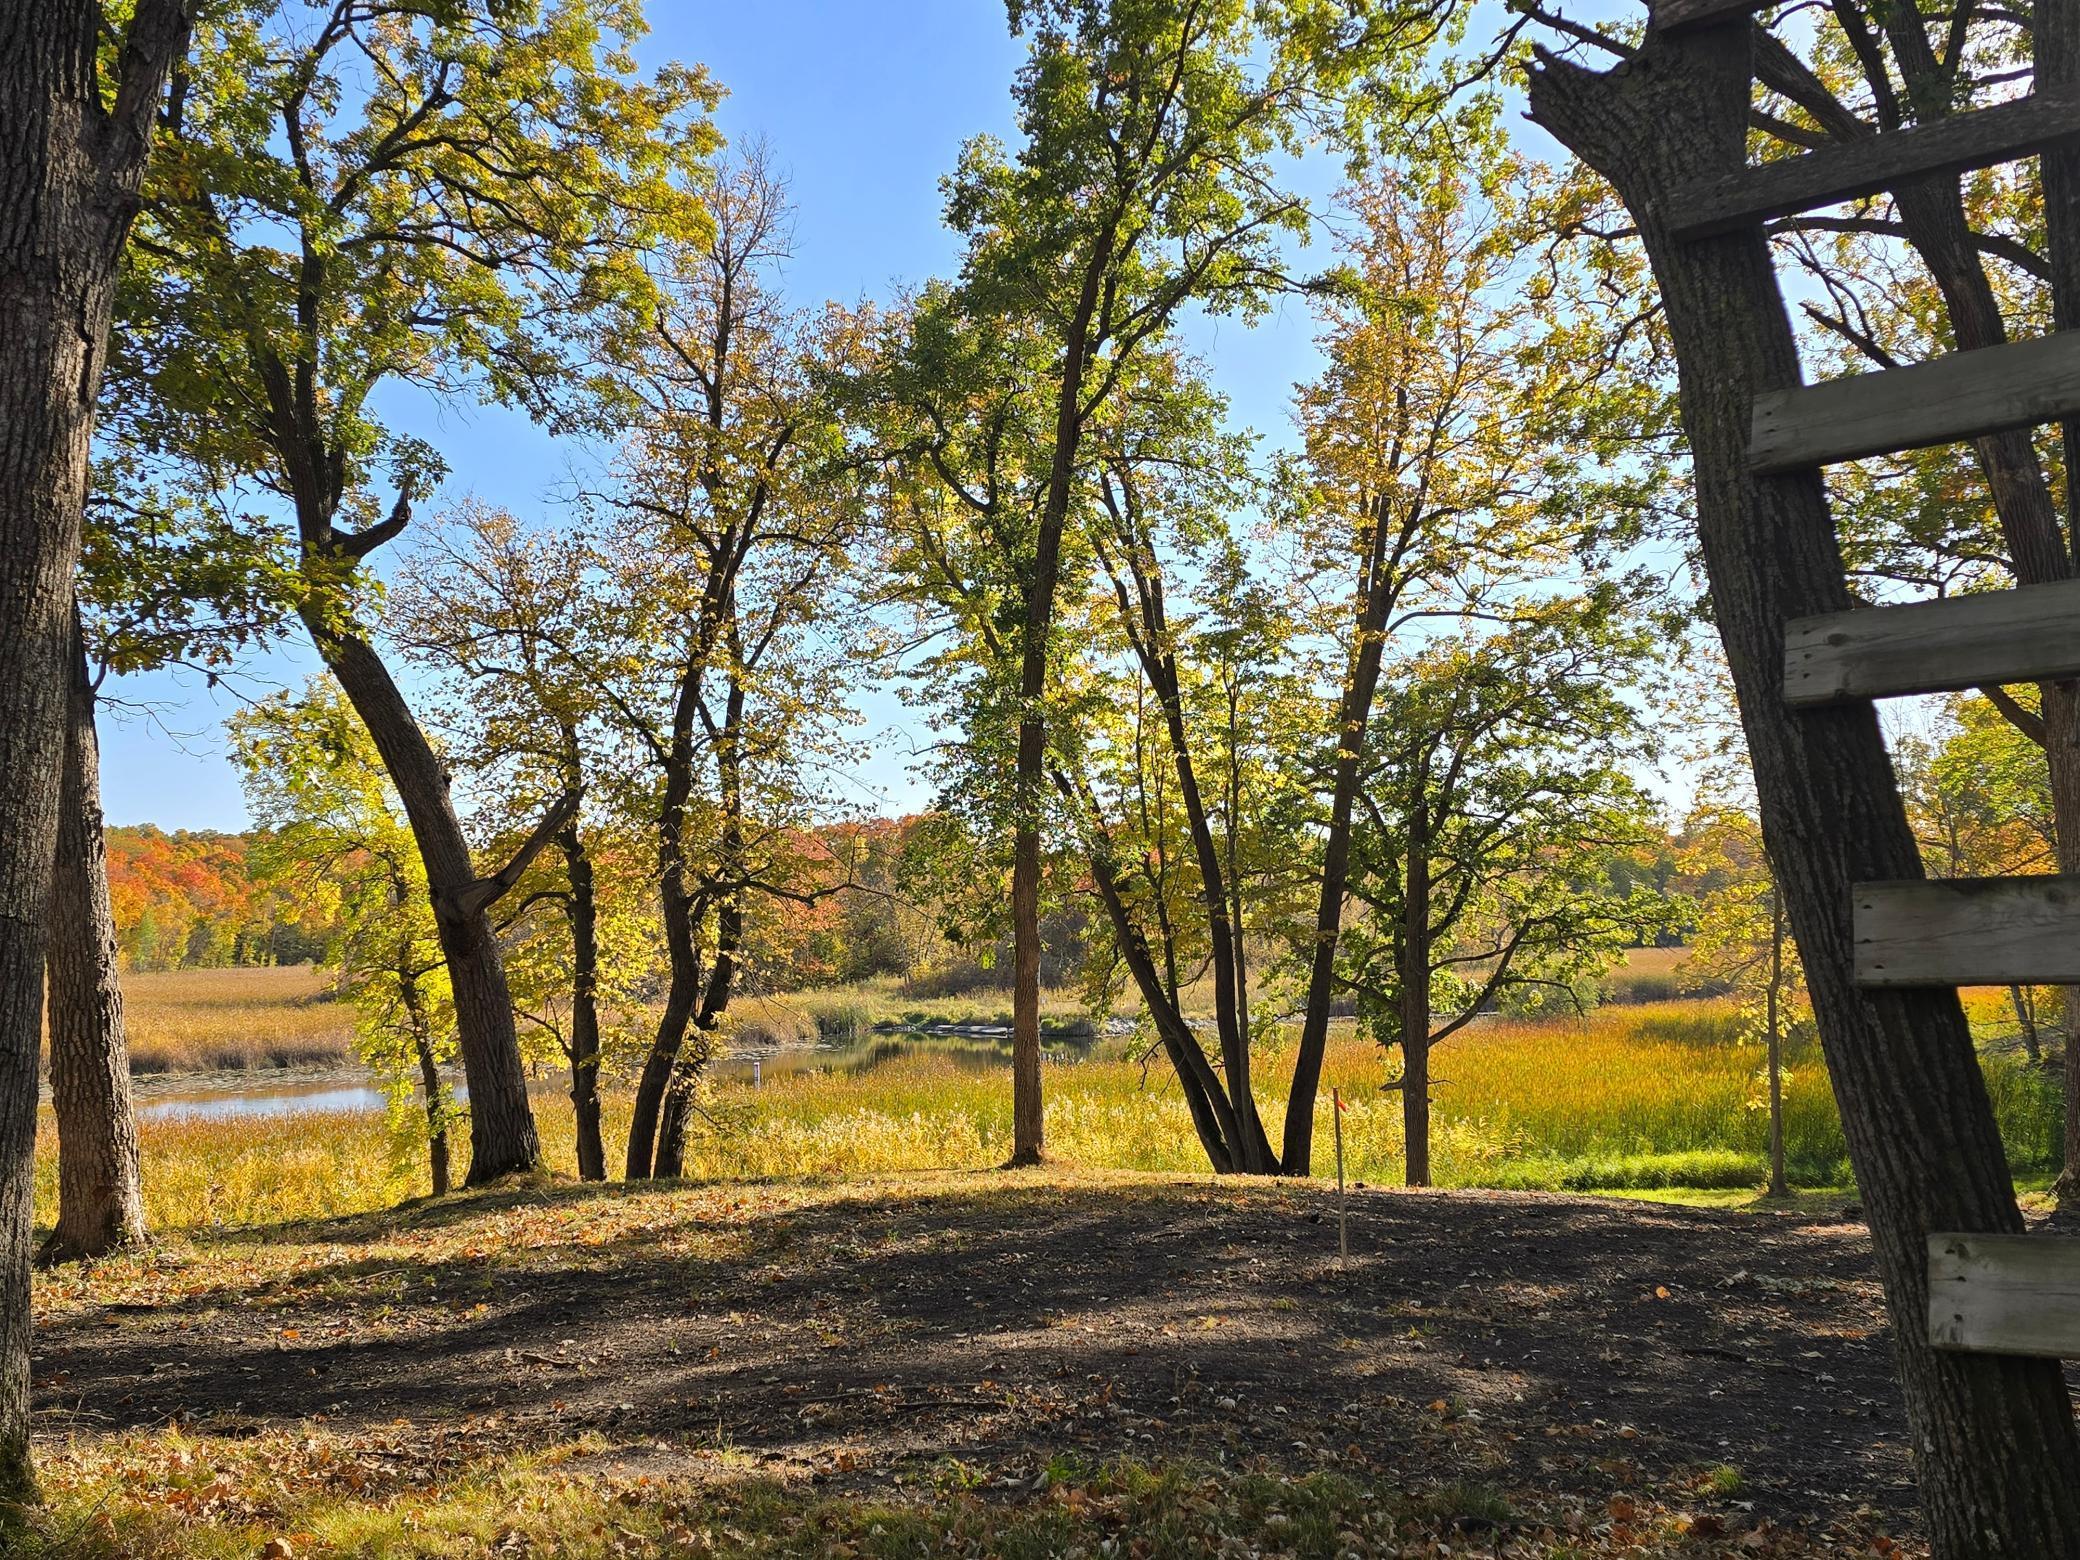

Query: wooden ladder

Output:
[1653, 0, 2080, 1359]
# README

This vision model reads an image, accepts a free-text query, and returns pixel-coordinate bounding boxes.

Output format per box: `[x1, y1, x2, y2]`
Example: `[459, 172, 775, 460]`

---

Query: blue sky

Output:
[100, 0, 1564, 832]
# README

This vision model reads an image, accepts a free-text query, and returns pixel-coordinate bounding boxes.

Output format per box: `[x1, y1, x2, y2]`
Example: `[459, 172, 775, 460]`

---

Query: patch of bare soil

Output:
[33, 1175, 1921, 1545]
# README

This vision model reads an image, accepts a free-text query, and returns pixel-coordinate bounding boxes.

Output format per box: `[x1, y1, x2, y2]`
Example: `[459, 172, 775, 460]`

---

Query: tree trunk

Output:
[1766, 887, 1789, 1199]
[311, 628, 540, 1183]
[41, 619, 145, 1263]
[1095, 541, 1276, 1173]
[2008, 985, 2042, 1066]
[1761, 14, 2080, 1210]
[1283, 494, 1398, 1175]
[1528, 25, 2080, 1556]
[400, 971, 450, 1198]
[1399, 809, 1432, 1189]
[630, 669, 745, 1181]
[1006, 237, 1115, 1171]
[0, 0, 187, 1508]
[561, 825, 605, 1183]
[1073, 796, 1244, 1172]
[2034, 0, 2080, 1209]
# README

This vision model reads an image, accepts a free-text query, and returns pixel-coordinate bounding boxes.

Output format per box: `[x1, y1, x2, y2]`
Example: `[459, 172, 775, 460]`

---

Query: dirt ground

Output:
[31, 1173, 1923, 1549]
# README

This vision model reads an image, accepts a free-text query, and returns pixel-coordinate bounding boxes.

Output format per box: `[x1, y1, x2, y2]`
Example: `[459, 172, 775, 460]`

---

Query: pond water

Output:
[130, 1030, 1090, 1123]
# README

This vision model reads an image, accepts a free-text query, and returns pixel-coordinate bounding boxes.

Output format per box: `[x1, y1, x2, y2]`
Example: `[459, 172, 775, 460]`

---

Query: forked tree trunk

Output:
[0, 0, 188, 1507]
[311, 629, 541, 1183]
[1528, 25, 2080, 1554]
[42, 621, 146, 1262]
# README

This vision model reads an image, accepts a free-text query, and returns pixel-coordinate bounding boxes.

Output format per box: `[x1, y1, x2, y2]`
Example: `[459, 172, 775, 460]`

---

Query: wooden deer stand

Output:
[1652, 0, 2080, 1361]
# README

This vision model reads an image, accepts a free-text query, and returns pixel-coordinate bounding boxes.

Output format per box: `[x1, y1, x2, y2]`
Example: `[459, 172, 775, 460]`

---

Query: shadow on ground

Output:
[32, 1173, 1916, 1535]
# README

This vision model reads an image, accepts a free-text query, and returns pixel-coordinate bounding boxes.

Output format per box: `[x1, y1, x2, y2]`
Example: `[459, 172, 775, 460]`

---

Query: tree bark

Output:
[1528, 24, 2080, 1556]
[1398, 803, 1432, 1189]
[2035, 0, 2080, 1206]
[1760, 11, 2080, 1206]
[41, 619, 146, 1263]
[0, 0, 188, 1508]
[560, 824, 605, 1183]
[399, 969, 449, 1198]
[311, 628, 540, 1184]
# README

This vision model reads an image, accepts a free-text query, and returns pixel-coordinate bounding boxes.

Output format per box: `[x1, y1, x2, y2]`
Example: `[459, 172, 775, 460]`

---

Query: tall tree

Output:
[1277, 143, 1672, 1171]
[0, 0, 190, 1510]
[1526, 14, 2080, 1551]
[938, 0, 1441, 1165]
[1338, 602, 1663, 1186]
[587, 150, 865, 1179]
[233, 681, 466, 1196]
[1059, 362, 1297, 1172]
[111, 0, 719, 1182]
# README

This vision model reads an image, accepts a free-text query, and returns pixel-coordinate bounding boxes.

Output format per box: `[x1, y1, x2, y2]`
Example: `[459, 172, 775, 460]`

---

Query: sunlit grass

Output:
[54, 995, 2061, 1234]
[115, 965, 355, 1074]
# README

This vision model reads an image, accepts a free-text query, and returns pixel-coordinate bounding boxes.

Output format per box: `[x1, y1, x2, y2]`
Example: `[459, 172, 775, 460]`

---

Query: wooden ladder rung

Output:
[1750, 331, 2080, 474]
[1648, 0, 1773, 33]
[1784, 579, 2080, 707]
[1930, 1234, 2080, 1358]
[1671, 93, 2080, 241]
[1854, 877, 2080, 988]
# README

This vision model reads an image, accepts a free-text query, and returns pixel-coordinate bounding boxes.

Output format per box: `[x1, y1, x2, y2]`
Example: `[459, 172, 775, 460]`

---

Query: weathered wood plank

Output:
[1784, 579, 2080, 706]
[1648, 0, 1772, 33]
[1854, 877, 2080, 987]
[1929, 1233, 2080, 1358]
[1671, 94, 2080, 240]
[1750, 331, 2080, 474]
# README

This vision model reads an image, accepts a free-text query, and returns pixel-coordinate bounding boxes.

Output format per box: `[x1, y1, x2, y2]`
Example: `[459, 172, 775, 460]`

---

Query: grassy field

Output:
[119, 965, 355, 1074]
[54, 992, 2063, 1234]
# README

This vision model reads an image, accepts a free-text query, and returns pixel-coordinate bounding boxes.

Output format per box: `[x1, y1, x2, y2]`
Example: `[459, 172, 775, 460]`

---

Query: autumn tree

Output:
[587, 150, 867, 1179]
[1523, 5, 2080, 1547]
[1277, 135, 1675, 1172]
[1679, 805, 1807, 1198]
[110, 0, 719, 1183]
[394, 502, 657, 1181]
[919, 0, 1446, 1165]
[232, 681, 466, 1195]
[1338, 600, 1664, 1186]
[1052, 359, 1304, 1172]
[0, 0, 190, 1509]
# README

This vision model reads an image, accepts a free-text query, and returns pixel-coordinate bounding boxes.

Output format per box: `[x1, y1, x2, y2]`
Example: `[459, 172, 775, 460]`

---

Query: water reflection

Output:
[132, 1031, 1090, 1121]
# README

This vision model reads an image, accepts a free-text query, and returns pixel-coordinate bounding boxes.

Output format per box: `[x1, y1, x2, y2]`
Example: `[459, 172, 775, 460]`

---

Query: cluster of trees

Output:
[102, 826, 323, 969]
[4, 0, 2079, 1549]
